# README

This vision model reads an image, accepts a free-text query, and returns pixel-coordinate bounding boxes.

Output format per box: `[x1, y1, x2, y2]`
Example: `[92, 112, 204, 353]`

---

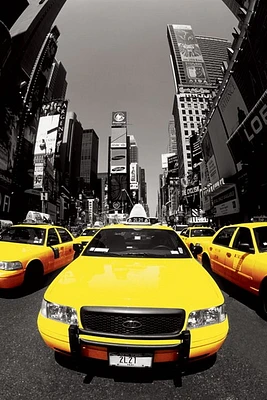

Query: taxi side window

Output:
[180, 229, 189, 237]
[213, 227, 236, 247]
[232, 227, 254, 253]
[47, 228, 60, 246]
[57, 228, 73, 243]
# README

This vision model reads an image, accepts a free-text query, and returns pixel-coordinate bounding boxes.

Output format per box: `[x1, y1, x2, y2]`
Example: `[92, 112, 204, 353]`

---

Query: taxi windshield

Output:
[0, 226, 46, 245]
[82, 228, 191, 258]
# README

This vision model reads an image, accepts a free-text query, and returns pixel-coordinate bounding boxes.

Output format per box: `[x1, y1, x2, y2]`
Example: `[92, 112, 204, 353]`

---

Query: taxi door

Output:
[209, 227, 237, 278]
[46, 228, 64, 272]
[225, 227, 254, 290]
[56, 227, 75, 265]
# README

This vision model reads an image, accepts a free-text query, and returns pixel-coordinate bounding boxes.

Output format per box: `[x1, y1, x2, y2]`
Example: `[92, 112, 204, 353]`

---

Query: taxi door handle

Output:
[226, 252, 231, 257]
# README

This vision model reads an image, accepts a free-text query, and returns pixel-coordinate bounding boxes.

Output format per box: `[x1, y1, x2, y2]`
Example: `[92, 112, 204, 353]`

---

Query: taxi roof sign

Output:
[126, 204, 150, 224]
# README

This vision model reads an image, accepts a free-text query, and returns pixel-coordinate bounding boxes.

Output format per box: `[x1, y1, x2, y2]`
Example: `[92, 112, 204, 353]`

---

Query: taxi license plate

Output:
[109, 353, 152, 368]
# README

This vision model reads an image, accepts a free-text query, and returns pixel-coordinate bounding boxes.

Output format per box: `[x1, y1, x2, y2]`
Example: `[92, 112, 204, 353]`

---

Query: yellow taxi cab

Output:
[0, 222, 75, 289]
[200, 222, 267, 319]
[37, 204, 228, 374]
[179, 226, 216, 252]
[74, 227, 100, 246]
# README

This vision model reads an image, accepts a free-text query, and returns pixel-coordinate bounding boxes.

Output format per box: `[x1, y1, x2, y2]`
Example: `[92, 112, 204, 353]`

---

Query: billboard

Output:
[33, 163, 44, 189]
[34, 100, 68, 167]
[218, 76, 248, 138]
[167, 154, 178, 178]
[190, 133, 202, 169]
[172, 25, 209, 85]
[108, 173, 128, 212]
[201, 131, 220, 185]
[161, 153, 175, 169]
[227, 90, 267, 165]
[130, 163, 138, 183]
[34, 115, 59, 166]
[110, 148, 127, 174]
[213, 184, 240, 217]
[207, 109, 237, 179]
[110, 127, 127, 148]
[112, 111, 127, 126]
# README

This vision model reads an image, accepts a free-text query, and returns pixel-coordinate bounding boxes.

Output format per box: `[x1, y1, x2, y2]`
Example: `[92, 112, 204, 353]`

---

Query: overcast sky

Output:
[54, 0, 237, 215]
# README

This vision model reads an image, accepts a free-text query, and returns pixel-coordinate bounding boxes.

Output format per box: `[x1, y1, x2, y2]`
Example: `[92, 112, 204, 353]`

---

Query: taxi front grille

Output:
[80, 307, 185, 339]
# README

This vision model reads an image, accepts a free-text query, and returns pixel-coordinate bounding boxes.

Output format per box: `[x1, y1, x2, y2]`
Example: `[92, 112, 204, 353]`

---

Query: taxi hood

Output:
[46, 255, 224, 311]
[0, 241, 45, 259]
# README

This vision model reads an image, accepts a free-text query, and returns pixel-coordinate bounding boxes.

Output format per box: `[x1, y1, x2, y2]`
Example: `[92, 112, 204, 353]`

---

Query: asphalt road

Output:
[1, 270, 267, 400]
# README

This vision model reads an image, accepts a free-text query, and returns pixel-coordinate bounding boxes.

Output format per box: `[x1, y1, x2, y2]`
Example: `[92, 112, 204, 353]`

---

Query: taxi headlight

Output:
[0, 261, 23, 271]
[187, 304, 226, 329]
[40, 299, 78, 325]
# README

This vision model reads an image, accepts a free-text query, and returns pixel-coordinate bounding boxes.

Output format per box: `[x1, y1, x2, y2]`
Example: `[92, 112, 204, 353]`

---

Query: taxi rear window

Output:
[82, 228, 191, 258]
[191, 228, 215, 237]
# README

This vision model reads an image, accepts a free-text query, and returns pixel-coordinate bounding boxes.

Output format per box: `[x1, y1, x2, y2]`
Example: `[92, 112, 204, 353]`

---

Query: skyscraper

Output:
[195, 36, 231, 85]
[80, 129, 99, 195]
[129, 135, 138, 163]
[0, 0, 67, 222]
[45, 60, 67, 101]
[167, 24, 227, 180]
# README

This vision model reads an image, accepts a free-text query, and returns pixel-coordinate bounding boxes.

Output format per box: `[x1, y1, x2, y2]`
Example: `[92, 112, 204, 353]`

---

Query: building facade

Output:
[166, 24, 230, 223]
[0, 0, 67, 222]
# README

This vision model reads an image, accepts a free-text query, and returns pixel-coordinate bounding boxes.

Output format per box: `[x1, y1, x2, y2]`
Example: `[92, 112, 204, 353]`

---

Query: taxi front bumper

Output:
[0, 269, 25, 289]
[38, 314, 228, 366]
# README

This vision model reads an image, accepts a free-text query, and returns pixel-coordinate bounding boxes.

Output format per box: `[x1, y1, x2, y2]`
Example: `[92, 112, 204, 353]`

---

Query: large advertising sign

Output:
[112, 111, 127, 126]
[185, 169, 200, 208]
[33, 163, 44, 189]
[218, 76, 248, 138]
[130, 163, 138, 183]
[172, 25, 209, 85]
[167, 154, 178, 178]
[201, 132, 220, 185]
[213, 184, 240, 217]
[34, 100, 68, 167]
[161, 153, 175, 169]
[190, 133, 202, 169]
[110, 148, 127, 174]
[110, 127, 127, 148]
[207, 109, 237, 178]
[108, 173, 128, 212]
[227, 90, 267, 164]
[34, 115, 60, 166]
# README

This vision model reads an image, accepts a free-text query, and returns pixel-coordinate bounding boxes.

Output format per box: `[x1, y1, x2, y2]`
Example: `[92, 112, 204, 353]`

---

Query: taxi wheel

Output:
[202, 254, 211, 271]
[259, 281, 267, 320]
[24, 262, 44, 289]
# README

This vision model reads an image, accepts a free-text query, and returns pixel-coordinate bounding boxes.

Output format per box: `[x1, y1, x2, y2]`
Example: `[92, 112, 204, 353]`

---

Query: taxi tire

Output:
[23, 262, 44, 289]
[259, 281, 267, 320]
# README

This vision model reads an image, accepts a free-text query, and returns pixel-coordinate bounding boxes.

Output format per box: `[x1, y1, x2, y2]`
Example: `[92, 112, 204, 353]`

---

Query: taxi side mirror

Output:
[73, 243, 84, 254]
[192, 244, 203, 256]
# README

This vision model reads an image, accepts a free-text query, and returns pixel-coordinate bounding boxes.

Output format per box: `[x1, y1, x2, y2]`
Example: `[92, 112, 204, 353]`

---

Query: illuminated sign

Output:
[112, 111, 127, 126]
